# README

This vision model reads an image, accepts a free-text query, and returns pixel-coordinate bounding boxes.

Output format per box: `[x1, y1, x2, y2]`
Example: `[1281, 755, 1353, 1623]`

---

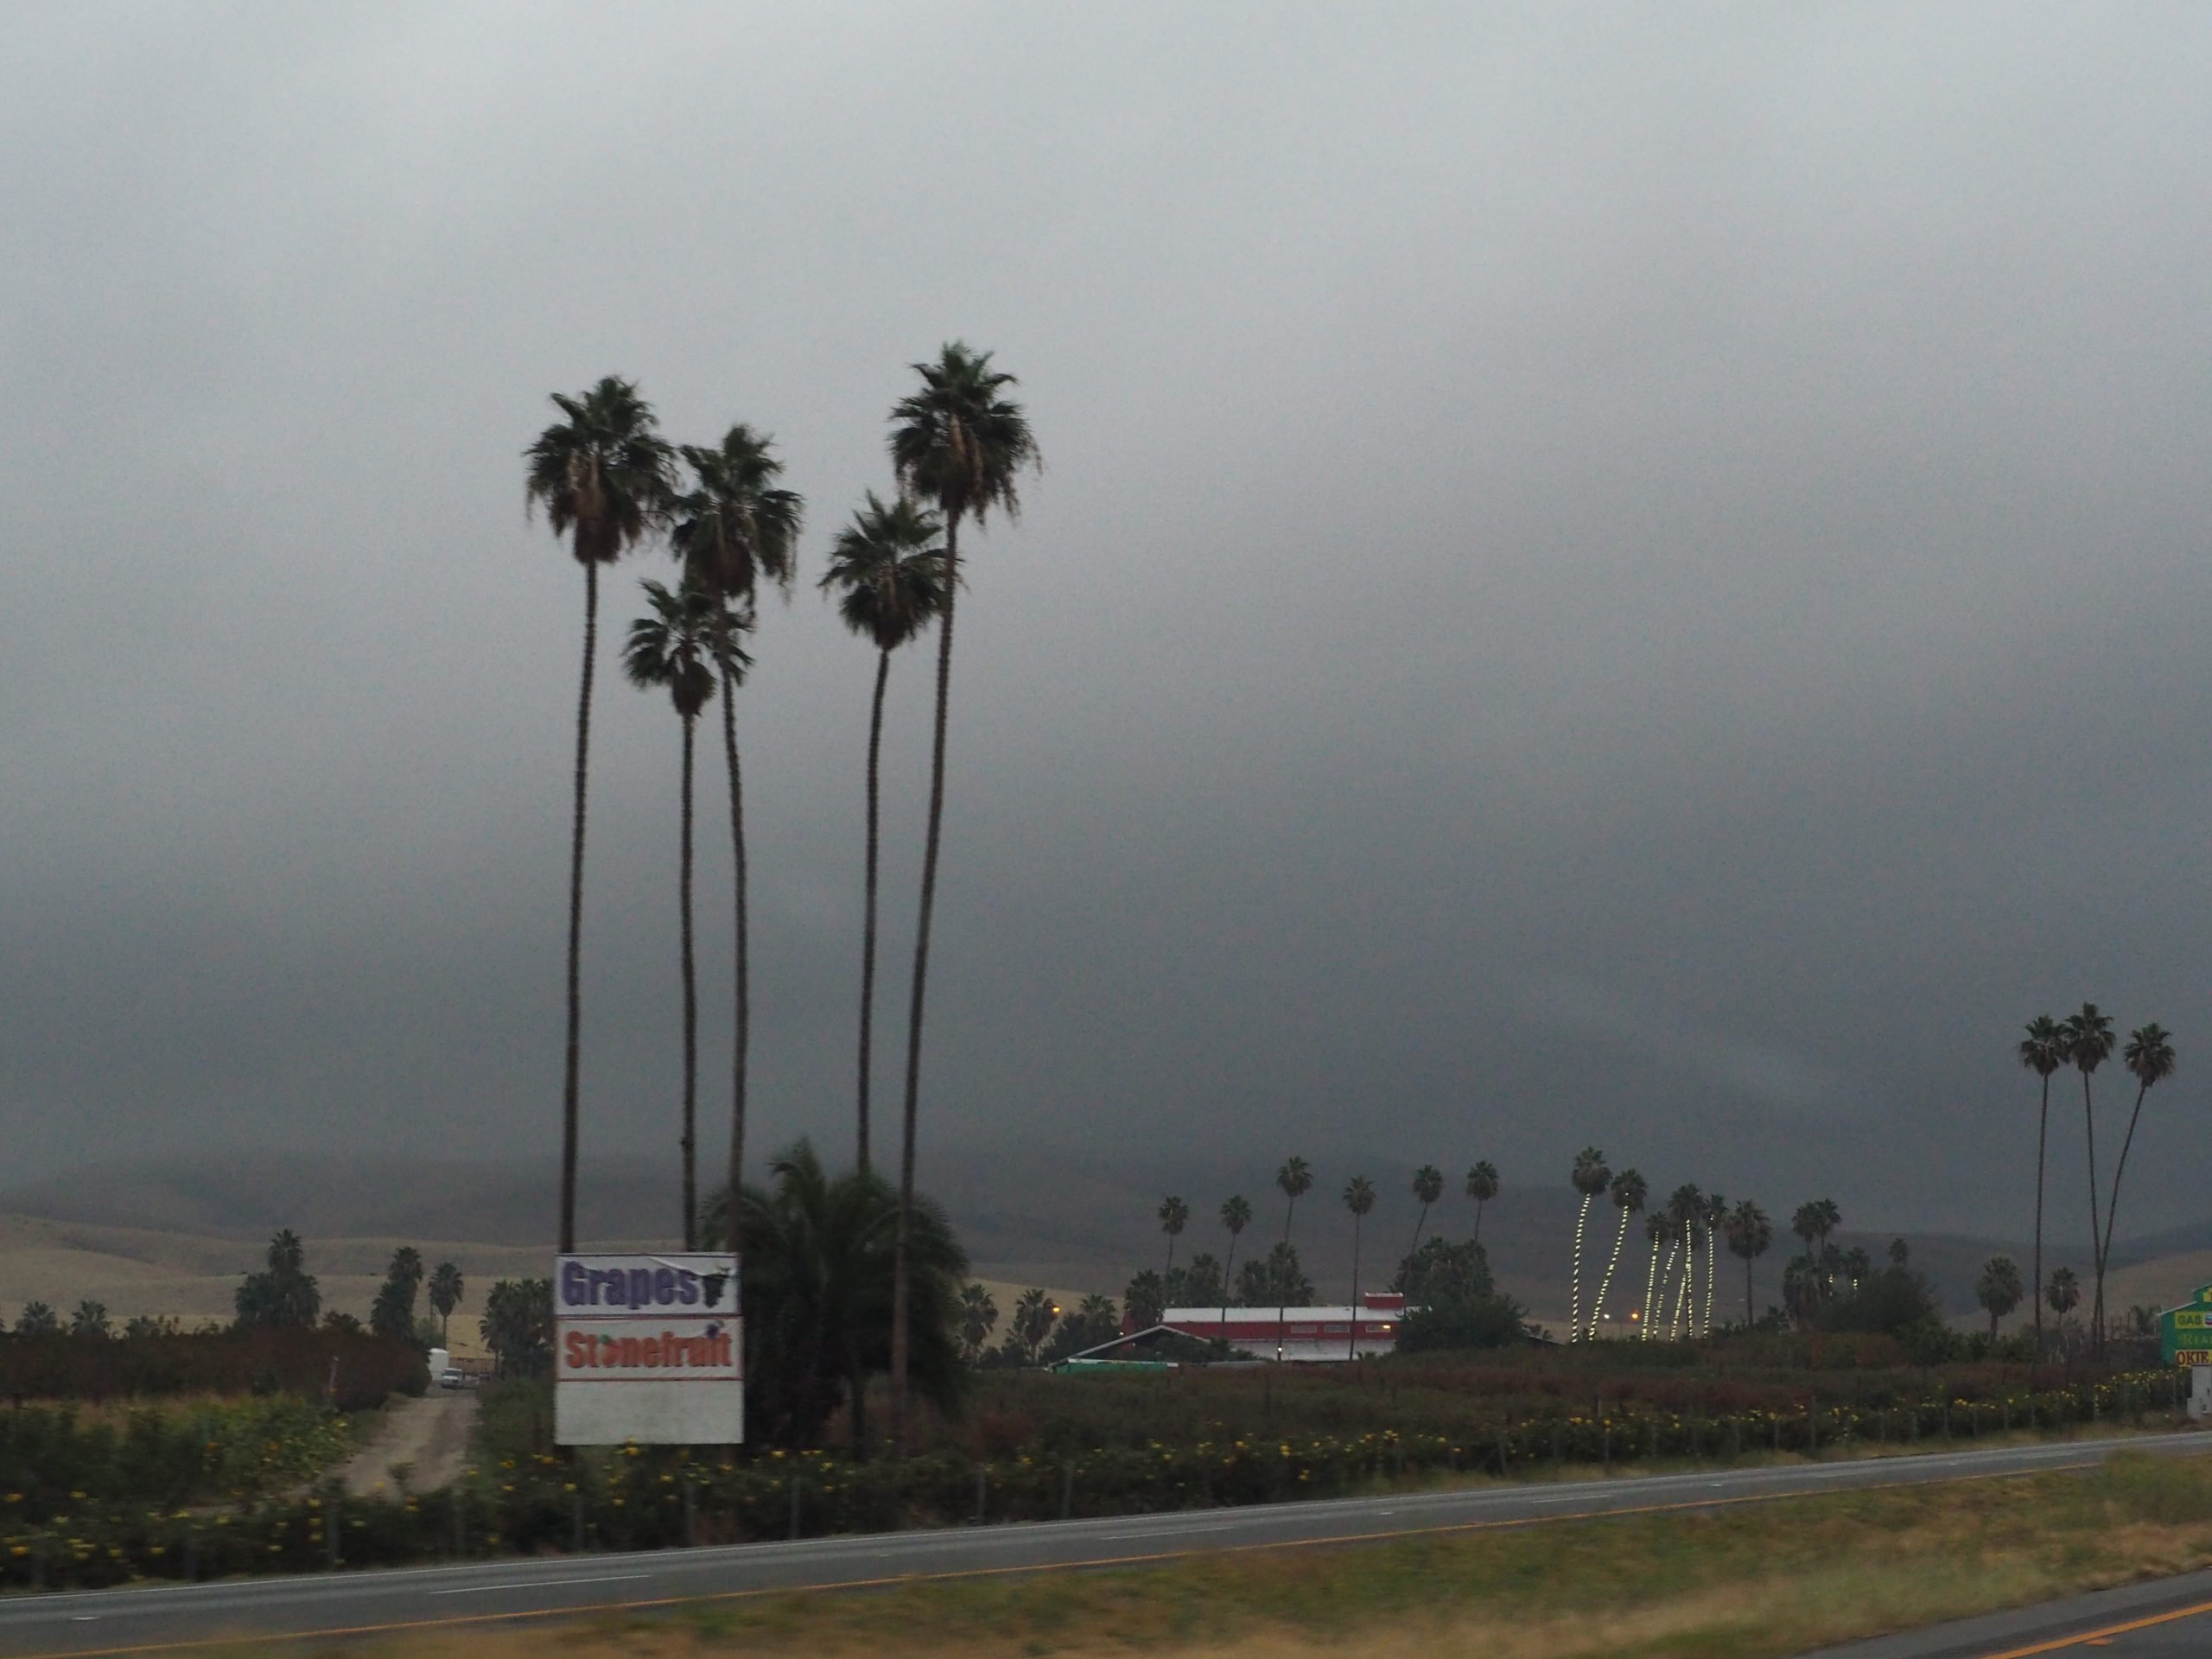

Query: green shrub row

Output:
[0, 1370, 2181, 1592]
[0, 1396, 357, 1512]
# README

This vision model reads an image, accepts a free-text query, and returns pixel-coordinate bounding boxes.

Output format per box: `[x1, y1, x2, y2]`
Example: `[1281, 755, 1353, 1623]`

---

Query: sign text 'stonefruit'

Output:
[555, 1254, 742, 1445]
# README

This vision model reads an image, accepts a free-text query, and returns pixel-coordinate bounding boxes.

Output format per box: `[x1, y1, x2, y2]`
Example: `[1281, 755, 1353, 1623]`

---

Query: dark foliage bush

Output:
[0, 1331, 425, 1410]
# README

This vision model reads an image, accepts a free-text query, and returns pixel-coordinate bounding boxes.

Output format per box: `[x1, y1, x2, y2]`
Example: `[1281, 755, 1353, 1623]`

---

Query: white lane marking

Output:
[430, 1573, 648, 1597]
[1098, 1523, 1238, 1541]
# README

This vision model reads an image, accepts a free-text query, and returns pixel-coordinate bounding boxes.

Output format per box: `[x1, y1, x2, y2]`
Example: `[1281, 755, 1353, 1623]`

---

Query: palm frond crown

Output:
[887, 342, 1040, 525]
[2125, 1023, 2177, 1089]
[2062, 1002, 2117, 1075]
[671, 424, 806, 604]
[818, 493, 949, 652]
[623, 578, 747, 719]
[524, 376, 675, 564]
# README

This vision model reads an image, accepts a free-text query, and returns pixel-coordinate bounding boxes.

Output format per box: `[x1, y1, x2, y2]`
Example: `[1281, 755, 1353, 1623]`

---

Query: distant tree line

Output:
[4, 1231, 466, 1355]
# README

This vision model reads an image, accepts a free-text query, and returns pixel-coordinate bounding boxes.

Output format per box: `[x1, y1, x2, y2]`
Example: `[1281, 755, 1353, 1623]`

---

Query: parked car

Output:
[437, 1368, 468, 1389]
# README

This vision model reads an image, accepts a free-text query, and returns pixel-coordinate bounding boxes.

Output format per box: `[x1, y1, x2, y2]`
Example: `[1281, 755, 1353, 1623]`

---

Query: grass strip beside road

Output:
[166, 1448, 2212, 1659]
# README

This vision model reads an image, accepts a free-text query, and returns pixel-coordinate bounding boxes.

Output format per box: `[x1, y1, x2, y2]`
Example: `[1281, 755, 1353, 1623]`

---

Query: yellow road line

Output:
[11, 1459, 2097, 1659]
[1972, 1594, 2212, 1656]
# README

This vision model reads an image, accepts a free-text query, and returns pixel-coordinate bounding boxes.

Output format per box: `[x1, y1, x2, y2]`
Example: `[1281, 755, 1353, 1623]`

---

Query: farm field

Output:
[0, 1212, 1103, 1363]
[0, 1213, 598, 1358]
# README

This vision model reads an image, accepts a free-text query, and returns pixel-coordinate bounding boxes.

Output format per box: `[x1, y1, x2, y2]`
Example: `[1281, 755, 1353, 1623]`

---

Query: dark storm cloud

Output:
[3, 4, 2209, 1242]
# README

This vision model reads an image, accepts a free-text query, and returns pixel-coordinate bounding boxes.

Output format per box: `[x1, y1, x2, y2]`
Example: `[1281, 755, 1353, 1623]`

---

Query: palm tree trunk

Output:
[1570, 1194, 1592, 1342]
[716, 611, 749, 1236]
[1473, 1198, 1485, 1246]
[1743, 1253, 1754, 1326]
[892, 514, 961, 1444]
[856, 649, 889, 1175]
[1669, 1243, 1693, 1339]
[1589, 1207, 1629, 1340]
[1164, 1230, 1177, 1283]
[1347, 1217, 1362, 1361]
[1642, 1236, 1662, 1341]
[1220, 1234, 1238, 1335]
[679, 714, 698, 1250]
[2081, 1071, 2103, 1357]
[1276, 1196, 1298, 1362]
[1408, 1204, 1429, 1274]
[2098, 1078, 2153, 1340]
[2032, 1073, 2050, 1356]
[558, 560, 598, 1254]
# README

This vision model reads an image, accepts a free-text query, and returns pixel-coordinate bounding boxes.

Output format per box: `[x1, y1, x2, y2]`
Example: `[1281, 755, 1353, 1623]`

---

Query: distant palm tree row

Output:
[527, 346, 1039, 1439]
[1561, 1148, 1779, 1341]
[2018, 1004, 2176, 1357]
[1150, 1158, 1504, 1355]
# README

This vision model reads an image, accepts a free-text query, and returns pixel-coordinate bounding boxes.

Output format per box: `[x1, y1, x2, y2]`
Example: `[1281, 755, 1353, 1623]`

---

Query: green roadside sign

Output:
[2158, 1283, 2212, 1366]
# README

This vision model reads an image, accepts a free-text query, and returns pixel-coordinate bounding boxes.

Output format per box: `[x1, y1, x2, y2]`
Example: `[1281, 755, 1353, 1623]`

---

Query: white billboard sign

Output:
[554, 1253, 743, 1446]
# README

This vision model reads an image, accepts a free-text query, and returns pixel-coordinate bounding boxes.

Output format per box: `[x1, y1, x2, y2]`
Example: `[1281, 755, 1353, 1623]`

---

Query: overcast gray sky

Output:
[3, 4, 2208, 1241]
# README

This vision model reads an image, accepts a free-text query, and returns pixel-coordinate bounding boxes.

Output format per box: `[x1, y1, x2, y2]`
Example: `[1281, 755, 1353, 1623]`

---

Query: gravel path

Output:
[340, 1388, 480, 1496]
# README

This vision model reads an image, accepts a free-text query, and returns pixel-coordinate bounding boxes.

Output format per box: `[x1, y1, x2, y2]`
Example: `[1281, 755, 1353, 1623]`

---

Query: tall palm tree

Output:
[1343, 1176, 1376, 1358]
[1700, 1191, 1727, 1337]
[1407, 1164, 1444, 1265]
[1640, 1210, 1669, 1339]
[2059, 1002, 2116, 1351]
[1465, 1161, 1499, 1244]
[957, 1282, 998, 1363]
[885, 343, 1039, 1440]
[1274, 1156, 1314, 1361]
[427, 1262, 464, 1347]
[1567, 1147, 1611, 1342]
[2018, 1014, 2067, 1355]
[1722, 1200, 1771, 1326]
[2046, 1265, 2080, 1324]
[1790, 1201, 1822, 1264]
[1977, 1256, 2024, 1338]
[1218, 1194, 1251, 1332]
[2100, 1022, 2177, 1334]
[623, 577, 741, 1248]
[817, 494, 949, 1173]
[1587, 1168, 1646, 1338]
[670, 425, 804, 1249]
[1812, 1198, 1841, 1259]
[524, 376, 673, 1251]
[1159, 1195, 1191, 1281]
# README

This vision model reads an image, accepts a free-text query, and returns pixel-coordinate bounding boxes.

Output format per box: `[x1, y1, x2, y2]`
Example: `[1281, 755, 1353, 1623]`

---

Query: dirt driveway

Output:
[340, 1388, 480, 1496]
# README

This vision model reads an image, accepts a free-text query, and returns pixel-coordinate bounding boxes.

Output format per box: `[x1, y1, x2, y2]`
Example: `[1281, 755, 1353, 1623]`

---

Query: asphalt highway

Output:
[0, 1430, 2205, 1656]
[1804, 1565, 2212, 1656]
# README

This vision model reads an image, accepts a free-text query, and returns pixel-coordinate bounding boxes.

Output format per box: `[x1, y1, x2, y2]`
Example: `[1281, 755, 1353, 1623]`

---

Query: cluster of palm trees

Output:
[528, 346, 1039, 1440]
[1567, 1149, 1775, 1341]
[2018, 1004, 2176, 1357]
[1153, 1158, 1503, 1358]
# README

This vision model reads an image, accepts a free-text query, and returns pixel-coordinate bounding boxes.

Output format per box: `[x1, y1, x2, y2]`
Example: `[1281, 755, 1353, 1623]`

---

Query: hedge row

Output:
[0, 1370, 2182, 1591]
[0, 1332, 426, 1409]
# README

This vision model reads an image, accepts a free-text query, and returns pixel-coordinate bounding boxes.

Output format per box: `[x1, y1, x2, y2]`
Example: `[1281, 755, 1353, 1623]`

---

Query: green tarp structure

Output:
[2158, 1283, 2212, 1366]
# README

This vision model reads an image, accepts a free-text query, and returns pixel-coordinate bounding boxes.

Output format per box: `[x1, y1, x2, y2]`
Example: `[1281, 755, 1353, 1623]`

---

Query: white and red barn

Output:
[1146, 1292, 1408, 1362]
